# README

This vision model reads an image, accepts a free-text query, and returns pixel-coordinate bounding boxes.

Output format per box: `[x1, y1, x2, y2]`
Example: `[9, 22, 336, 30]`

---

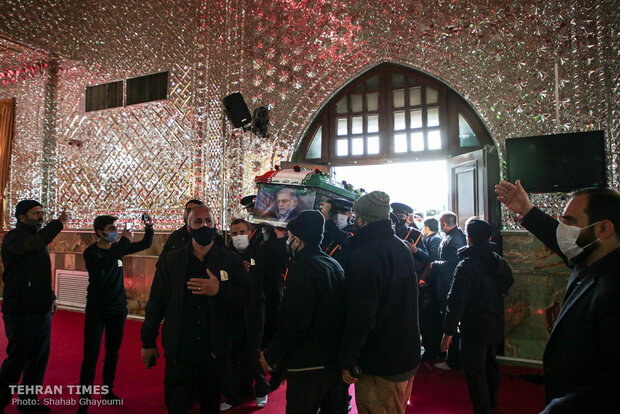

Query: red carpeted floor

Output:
[0, 309, 545, 413]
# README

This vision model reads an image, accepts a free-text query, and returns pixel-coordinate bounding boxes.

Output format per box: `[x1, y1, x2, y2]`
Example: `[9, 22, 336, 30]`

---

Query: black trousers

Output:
[223, 300, 269, 404]
[78, 310, 127, 394]
[0, 312, 51, 406]
[285, 370, 349, 414]
[418, 285, 442, 358]
[164, 357, 225, 414]
[460, 340, 500, 414]
[262, 295, 280, 349]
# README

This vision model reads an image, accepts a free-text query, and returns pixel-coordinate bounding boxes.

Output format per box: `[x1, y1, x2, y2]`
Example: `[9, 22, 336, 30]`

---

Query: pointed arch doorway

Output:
[293, 63, 500, 234]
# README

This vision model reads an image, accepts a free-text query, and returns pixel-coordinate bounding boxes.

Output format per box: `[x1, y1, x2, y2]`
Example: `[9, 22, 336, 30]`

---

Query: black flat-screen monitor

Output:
[505, 130, 606, 193]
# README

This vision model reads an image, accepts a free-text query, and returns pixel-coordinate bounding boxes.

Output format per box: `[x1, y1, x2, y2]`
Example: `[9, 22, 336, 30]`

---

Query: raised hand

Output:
[495, 179, 534, 216]
[142, 212, 153, 227]
[58, 209, 69, 224]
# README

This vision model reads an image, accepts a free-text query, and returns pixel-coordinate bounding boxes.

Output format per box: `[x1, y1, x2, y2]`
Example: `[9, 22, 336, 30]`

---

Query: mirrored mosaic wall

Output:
[0, 0, 617, 229]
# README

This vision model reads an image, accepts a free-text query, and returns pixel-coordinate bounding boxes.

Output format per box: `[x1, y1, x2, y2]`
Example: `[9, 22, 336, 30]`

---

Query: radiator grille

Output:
[55, 270, 89, 309]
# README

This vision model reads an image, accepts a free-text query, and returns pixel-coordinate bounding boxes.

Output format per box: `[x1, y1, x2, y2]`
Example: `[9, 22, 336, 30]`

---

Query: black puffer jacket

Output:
[444, 242, 513, 345]
[339, 219, 421, 377]
[1, 221, 63, 313]
[264, 245, 345, 372]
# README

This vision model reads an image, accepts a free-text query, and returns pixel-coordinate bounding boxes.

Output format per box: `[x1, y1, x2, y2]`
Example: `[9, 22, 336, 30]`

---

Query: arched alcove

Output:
[291, 62, 500, 231]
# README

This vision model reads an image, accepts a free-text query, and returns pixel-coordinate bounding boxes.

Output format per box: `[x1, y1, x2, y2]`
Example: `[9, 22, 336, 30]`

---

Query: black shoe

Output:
[269, 371, 284, 392]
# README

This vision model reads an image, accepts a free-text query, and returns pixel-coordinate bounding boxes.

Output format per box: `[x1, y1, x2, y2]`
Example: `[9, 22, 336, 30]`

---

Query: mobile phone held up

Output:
[141, 213, 149, 222]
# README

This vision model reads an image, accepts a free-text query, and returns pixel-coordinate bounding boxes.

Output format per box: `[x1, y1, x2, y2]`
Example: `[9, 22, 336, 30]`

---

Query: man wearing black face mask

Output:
[261, 210, 348, 412]
[391, 202, 430, 278]
[0, 200, 68, 412]
[141, 205, 250, 414]
[496, 180, 620, 413]
[159, 199, 204, 258]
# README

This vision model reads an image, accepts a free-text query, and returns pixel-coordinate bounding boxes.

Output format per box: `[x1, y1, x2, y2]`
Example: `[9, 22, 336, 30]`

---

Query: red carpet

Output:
[0, 309, 545, 413]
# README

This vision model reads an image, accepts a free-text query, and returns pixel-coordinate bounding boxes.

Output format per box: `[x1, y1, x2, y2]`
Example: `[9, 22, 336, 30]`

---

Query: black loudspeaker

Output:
[223, 92, 252, 128]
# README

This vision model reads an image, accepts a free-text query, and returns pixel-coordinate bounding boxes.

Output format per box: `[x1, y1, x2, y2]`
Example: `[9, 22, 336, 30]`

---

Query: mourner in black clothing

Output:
[240, 194, 265, 248]
[77, 214, 154, 413]
[320, 198, 354, 265]
[159, 199, 204, 258]
[141, 205, 250, 414]
[340, 192, 420, 414]
[0, 200, 68, 412]
[221, 219, 269, 410]
[441, 218, 513, 414]
[259, 225, 289, 392]
[423, 218, 442, 261]
[496, 181, 620, 413]
[261, 226, 288, 349]
[431, 212, 467, 369]
[261, 210, 348, 413]
[240, 194, 257, 216]
[391, 202, 430, 274]
[419, 217, 443, 361]
[431, 212, 468, 310]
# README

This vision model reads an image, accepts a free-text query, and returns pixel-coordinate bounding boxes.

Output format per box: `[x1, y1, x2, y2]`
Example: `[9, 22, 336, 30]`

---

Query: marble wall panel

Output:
[502, 231, 571, 360]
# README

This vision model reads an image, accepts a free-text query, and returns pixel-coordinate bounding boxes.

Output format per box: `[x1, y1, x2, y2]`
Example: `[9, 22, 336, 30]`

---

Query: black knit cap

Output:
[465, 218, 491, 244]
[287, 210, 324, 245]
[15, 200, 42, 219]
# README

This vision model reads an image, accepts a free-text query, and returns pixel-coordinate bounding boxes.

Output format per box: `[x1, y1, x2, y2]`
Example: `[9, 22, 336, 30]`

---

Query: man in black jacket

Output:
[261, 210, 348, 413]
[159, 199, 203, 258]
[431, 212, 467, 370]
[261, 226, 288, 350]
[431, 212, 468, 310]
[320, 198, 354, 265]
[340, 192, 420, 414]
[496, 181, 620, 413]
[221, 219, 269, 410]
[391, 202, 430, 274]
[419, 217, 444, 361]
[423, 217, 442, 262]
[0, 200, 68, 412]
[441, 218, 513, 414]
[77, 214, 154, 413]
[141, 205, 250, 414]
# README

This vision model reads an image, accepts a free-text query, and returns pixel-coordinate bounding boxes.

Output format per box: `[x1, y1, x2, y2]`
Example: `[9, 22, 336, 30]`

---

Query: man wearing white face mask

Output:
[320, 198, 355, 265]
[496, 180, 620, 413]
[221, 219, 269, 410]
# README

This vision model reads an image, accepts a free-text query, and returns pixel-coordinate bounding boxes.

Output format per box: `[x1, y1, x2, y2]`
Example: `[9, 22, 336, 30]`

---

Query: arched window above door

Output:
[294, 63, 493, 165]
